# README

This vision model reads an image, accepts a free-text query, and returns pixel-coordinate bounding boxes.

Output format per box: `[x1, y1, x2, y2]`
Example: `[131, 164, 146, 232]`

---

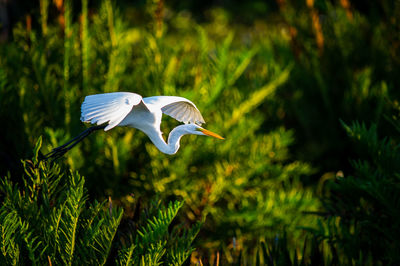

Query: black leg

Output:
[44, 125, 106, 161]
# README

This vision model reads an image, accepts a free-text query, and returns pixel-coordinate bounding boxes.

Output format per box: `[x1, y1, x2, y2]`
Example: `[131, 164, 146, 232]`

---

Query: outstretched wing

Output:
[81, 92, 144, 131]
[143, 96, 205, 125]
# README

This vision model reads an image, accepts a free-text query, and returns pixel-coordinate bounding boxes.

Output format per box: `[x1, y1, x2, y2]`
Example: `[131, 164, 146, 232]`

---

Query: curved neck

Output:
[146, 125, 187, 155]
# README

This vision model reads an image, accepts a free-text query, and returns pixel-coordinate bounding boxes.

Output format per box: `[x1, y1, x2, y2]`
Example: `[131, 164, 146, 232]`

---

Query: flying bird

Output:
[45, 92, 224, 160]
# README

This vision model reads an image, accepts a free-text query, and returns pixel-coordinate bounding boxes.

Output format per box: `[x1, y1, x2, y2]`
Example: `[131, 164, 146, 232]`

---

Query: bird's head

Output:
[183, 124, 224, 139]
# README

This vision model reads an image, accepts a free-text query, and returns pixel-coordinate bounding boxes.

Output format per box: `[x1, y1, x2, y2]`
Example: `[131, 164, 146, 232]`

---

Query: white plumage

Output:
[143, 96, 205, 125]
[81, 92, 205, 131]
[45, 92, 223, 159]
[79, 92, 222, 155]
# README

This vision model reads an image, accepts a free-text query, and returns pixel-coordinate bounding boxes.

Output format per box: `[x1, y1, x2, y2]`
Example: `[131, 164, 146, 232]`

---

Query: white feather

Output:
[80, 93, 206, 133]
[81, 92, 143, 131]
[143, 96, 205, 124]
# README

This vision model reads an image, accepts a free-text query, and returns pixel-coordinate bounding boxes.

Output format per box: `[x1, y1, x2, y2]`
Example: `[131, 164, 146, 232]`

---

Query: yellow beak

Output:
[198, 127, 224, 140]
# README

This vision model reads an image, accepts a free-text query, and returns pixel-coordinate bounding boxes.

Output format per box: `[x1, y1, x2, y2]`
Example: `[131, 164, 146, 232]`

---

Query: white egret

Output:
[45, 92, 223, 160]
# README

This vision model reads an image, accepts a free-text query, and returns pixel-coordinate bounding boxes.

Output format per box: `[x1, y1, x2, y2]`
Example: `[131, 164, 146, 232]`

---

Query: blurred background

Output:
[1, 0, 400, 264]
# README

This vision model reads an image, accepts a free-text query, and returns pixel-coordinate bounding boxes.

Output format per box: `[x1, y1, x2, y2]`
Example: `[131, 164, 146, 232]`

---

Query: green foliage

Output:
[0, 138, 122, 265]
[0, 0, 320, 256]
[277, 2, 398, 171]
[1, 0, 399, 263]
[0, 139, 200, 265]
[312, 120, 400, 264]
[240, 235, 328, 266]
[116, 200, 201, 265]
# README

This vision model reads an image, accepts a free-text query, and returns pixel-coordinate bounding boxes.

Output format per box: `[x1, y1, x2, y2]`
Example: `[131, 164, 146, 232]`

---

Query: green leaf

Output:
[33, 136, 43, 164]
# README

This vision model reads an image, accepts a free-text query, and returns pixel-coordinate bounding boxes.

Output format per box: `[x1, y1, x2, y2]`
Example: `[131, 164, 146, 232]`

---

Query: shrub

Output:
[310, 120, 400, 265]
[0, 138, 200, 265]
